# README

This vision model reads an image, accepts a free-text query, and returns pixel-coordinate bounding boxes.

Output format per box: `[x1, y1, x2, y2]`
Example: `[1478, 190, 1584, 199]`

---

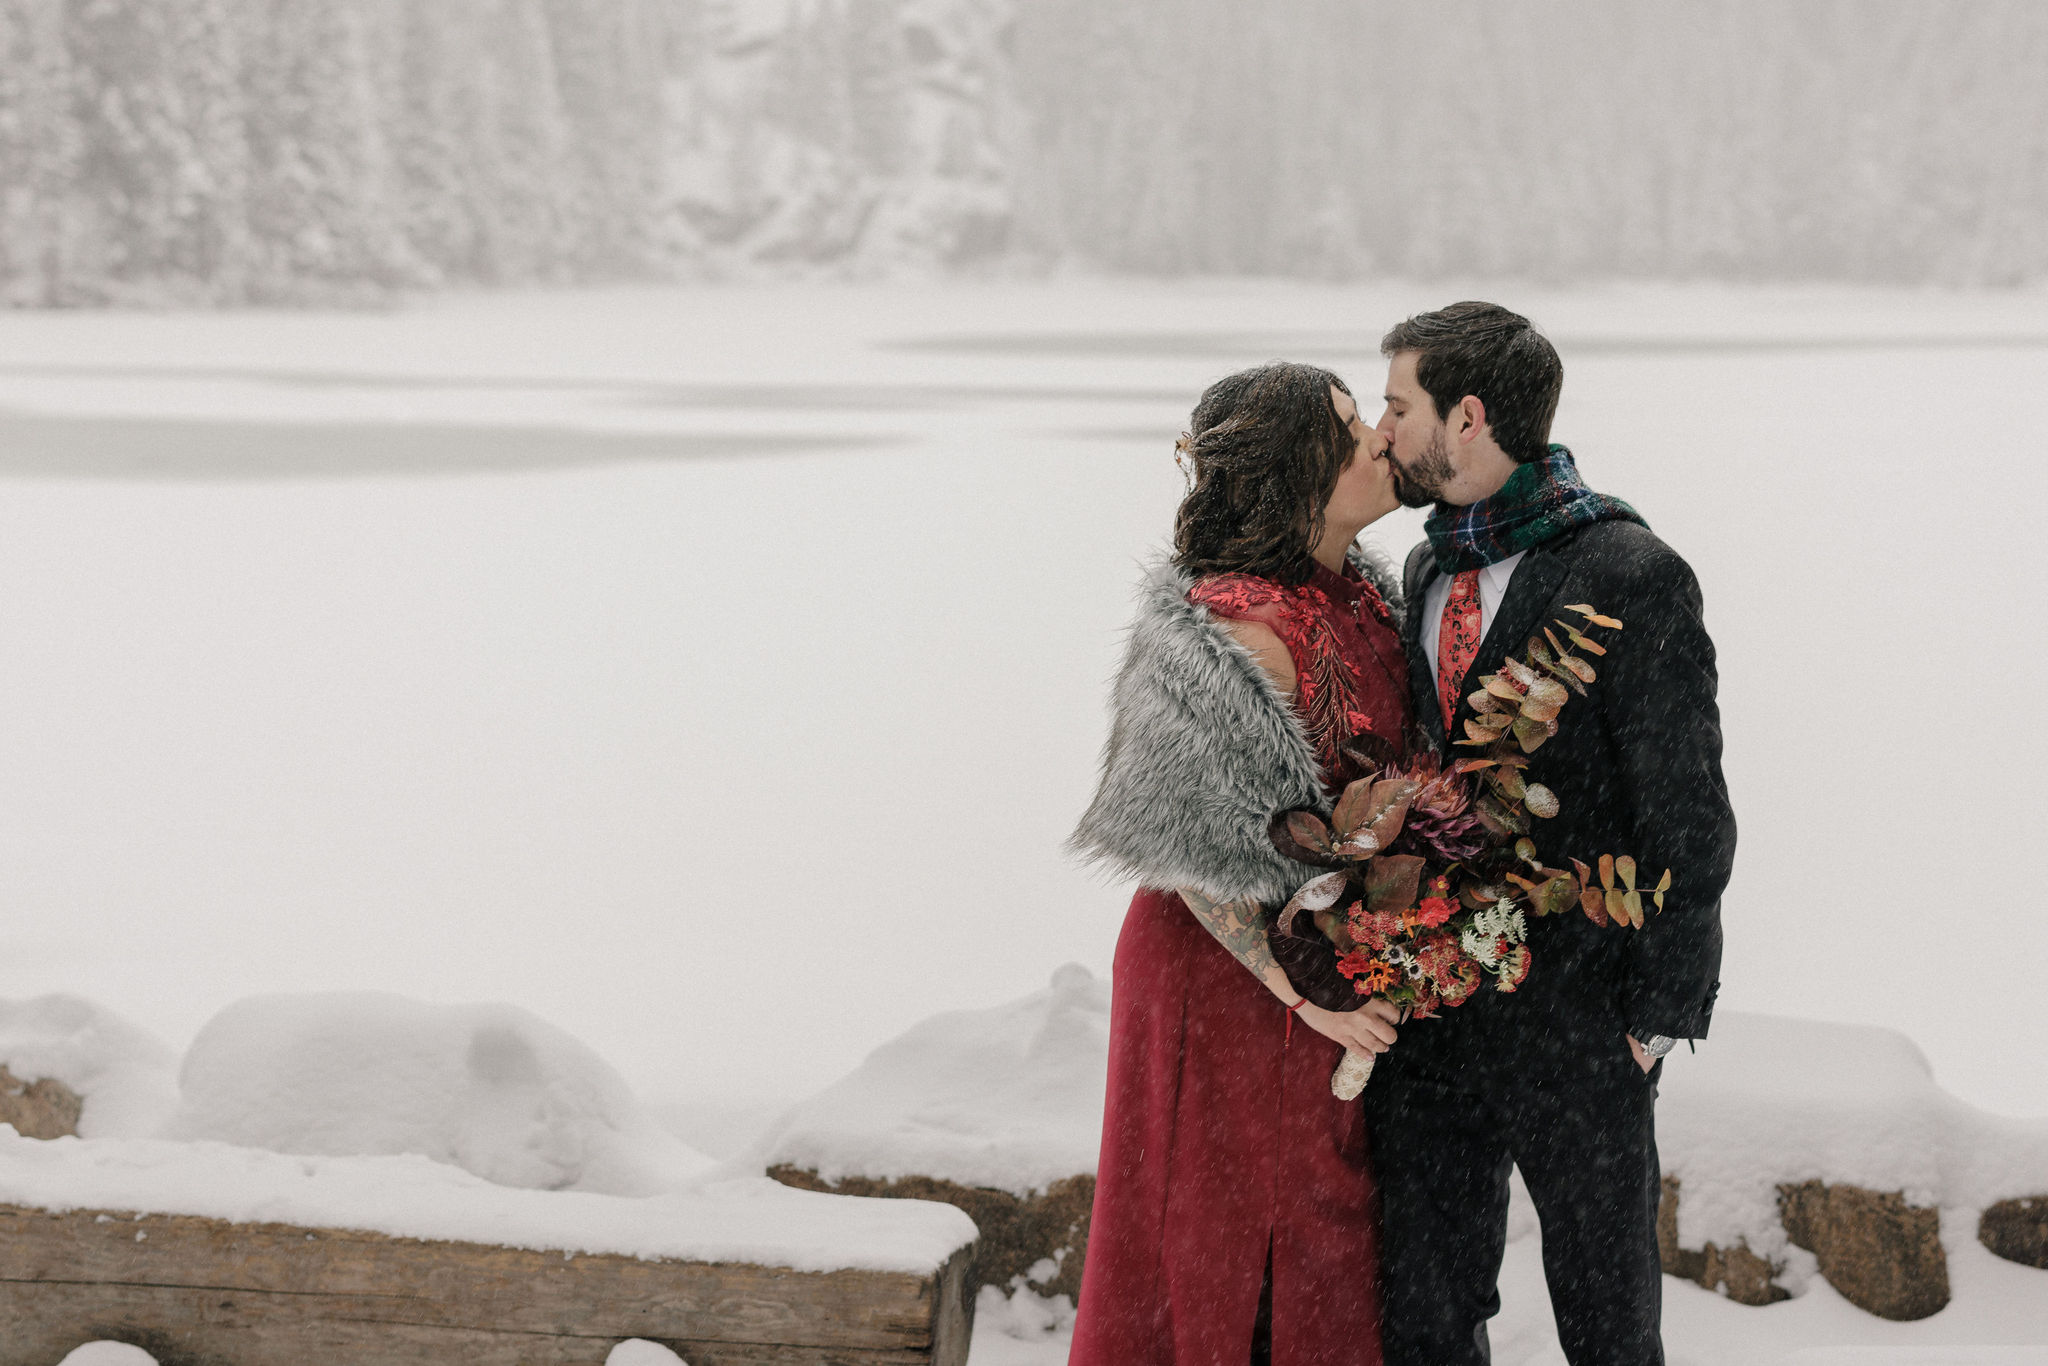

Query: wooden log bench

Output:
[0, 1202, 973, 1366]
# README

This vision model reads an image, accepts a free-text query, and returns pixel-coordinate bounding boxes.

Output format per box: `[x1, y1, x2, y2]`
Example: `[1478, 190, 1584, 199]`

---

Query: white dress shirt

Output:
[1419, 550, 1528, 682]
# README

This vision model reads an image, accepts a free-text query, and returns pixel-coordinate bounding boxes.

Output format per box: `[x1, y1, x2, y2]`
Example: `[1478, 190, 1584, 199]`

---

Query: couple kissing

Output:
[1069, 301, 1736, 1366]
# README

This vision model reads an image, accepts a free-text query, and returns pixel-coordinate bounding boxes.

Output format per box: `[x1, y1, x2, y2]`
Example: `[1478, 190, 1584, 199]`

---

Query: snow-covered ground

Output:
[752, 964, 2048, 1365]
[22, 975, 2048, 1365]
[0, 280, 2044, 1361]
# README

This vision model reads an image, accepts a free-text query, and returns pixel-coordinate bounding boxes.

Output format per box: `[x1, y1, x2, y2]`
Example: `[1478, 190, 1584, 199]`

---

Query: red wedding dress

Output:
[1070, 558, 1412, 1366]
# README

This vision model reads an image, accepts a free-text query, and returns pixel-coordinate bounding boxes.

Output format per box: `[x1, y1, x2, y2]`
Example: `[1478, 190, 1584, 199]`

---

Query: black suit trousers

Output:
[1364, 1022, 1666, 1366]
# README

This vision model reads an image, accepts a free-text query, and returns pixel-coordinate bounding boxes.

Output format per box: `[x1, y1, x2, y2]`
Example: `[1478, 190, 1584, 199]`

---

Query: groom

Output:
[1362, 302, 1735, 1365]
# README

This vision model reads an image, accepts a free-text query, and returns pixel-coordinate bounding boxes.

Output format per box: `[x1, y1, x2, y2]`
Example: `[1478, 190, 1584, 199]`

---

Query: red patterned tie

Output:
[1437, 569, 1484, 736]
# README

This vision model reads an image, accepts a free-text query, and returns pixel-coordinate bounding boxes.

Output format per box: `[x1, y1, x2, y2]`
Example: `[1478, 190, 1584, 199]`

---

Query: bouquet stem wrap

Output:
[1332, 1048, 1375, 1099]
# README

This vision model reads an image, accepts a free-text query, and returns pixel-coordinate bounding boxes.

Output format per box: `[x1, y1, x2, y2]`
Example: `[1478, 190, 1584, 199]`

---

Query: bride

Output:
[1069, 361, 1411, 1365]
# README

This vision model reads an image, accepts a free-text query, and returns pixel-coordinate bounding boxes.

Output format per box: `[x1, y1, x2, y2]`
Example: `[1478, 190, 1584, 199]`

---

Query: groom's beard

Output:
[1389, 427, 1454, 508]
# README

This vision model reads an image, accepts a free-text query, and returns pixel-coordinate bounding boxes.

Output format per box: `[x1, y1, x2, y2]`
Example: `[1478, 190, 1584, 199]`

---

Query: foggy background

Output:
[4, 0, 2047, 302]
[0, 0, 2044, 1134]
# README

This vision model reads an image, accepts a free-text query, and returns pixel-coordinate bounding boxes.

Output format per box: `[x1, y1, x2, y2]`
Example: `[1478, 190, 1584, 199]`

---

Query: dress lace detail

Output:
[1189, 572, 1376, 776]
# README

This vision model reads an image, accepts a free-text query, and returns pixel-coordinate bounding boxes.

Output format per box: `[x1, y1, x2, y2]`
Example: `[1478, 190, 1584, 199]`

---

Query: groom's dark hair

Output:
[1381, 302, 1562, 464]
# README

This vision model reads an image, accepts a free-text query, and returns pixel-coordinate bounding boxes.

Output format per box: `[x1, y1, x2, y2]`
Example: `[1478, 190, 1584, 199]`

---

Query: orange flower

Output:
[1417, 895, 1456, 928]
[1355, 962, 1400, 995]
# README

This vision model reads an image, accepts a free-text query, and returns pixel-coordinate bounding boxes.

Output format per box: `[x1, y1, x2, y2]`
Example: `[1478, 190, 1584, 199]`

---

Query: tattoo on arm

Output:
[1179, 888, 1279, 980]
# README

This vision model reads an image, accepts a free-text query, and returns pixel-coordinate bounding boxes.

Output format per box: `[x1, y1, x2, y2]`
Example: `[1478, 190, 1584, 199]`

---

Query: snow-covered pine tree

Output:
[0, 0, 84, 304]
[843, 0, 909, 179]
[3, 0, 2048, 296]
[241, 0, 416, 300]
[372, 0, 485, 287]
[53, 0, 257, 303]
[539, 0, 669, 278]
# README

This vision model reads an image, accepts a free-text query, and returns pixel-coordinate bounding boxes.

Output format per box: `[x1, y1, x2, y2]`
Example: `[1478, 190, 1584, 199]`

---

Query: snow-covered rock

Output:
[167, 992, 713, 1196]
[1659, 1013, 2048, 1266]
[760, 963, 1106, 1300]
[0, 995, 180, 1139]
[761, 961, 1107, 1196]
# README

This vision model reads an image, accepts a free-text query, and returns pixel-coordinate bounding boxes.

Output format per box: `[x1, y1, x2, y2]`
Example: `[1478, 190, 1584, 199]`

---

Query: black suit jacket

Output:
[1405, 521, 1734, 1043]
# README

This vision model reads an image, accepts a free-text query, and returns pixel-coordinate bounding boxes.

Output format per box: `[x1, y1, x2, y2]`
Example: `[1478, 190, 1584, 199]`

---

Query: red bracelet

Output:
[1286, 996, 1308, 1014]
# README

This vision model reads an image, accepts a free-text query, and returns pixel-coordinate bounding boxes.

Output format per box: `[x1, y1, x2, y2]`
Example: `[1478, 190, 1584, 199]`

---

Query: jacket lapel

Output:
[1459, 547, 1570, 731]
[1403, 548, 1446, 753]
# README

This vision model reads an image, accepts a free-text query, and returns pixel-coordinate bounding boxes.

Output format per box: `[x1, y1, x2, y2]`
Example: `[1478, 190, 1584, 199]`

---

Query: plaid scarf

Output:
[1424, 445, 1646, 574]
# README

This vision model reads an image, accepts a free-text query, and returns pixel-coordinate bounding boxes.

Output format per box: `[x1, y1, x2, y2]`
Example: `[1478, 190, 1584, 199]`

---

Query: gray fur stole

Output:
[1068, 543, 1404, 906]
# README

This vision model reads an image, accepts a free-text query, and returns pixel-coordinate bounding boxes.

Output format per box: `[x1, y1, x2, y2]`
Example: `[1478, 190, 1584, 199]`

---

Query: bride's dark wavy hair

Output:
[1171, 361, 1355, 587]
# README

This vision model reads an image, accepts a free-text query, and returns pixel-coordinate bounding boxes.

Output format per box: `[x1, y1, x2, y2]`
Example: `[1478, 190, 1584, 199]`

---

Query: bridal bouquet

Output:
[1270, 605, 1671, 1098]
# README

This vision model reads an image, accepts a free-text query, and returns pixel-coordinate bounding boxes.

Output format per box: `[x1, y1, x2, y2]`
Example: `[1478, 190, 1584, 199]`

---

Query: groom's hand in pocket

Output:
[1626, 1034, 1654, 1073]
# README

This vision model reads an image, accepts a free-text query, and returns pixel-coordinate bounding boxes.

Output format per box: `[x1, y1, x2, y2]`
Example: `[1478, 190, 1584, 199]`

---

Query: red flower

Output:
[1415, 931, 1480, 1005]
[1335, 949, 1378, 980]
[1416, 895, 1456, 928]
[1347, 906, 1404, 952]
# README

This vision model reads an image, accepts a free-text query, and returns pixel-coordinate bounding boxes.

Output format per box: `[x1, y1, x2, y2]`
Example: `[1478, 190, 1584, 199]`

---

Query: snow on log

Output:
[0, 1130, 978, 1365]
[0, 1202, 973, 1366]
[760, 963, 1107, 1301]
[0, 991, 982, 1363]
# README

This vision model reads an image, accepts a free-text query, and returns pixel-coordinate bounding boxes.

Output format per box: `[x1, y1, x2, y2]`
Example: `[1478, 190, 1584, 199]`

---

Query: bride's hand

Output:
[1297, 996, 1400, 1055]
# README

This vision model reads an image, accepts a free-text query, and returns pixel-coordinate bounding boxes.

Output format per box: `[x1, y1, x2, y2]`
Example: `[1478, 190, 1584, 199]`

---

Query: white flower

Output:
[1461, 924, 1502, 968]
[1471, 898, 1527, 946]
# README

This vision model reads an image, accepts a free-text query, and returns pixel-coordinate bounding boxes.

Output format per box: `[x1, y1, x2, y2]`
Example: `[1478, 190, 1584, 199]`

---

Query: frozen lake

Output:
[0, 280, 2043, 1125]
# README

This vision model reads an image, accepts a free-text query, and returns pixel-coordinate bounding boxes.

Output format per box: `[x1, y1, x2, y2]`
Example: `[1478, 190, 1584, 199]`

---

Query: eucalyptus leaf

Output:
[1484, 675, 1528, 702]
[1277, 870, 1351, 937]
[1332, 778, 1375, 839]
[1287, 810, 1333, 854]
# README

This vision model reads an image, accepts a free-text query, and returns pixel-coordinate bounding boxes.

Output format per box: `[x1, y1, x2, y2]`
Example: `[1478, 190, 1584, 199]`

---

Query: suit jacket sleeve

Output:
[1597, 546, 1735, 1039]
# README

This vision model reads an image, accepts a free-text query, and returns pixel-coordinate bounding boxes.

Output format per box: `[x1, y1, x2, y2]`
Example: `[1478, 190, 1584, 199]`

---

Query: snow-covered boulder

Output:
[1659, 1013, 2048, 1317]
[762, 962, 1108, 1299]
[0, 995, 180, 1139]
[166, 993, 712, 1196]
